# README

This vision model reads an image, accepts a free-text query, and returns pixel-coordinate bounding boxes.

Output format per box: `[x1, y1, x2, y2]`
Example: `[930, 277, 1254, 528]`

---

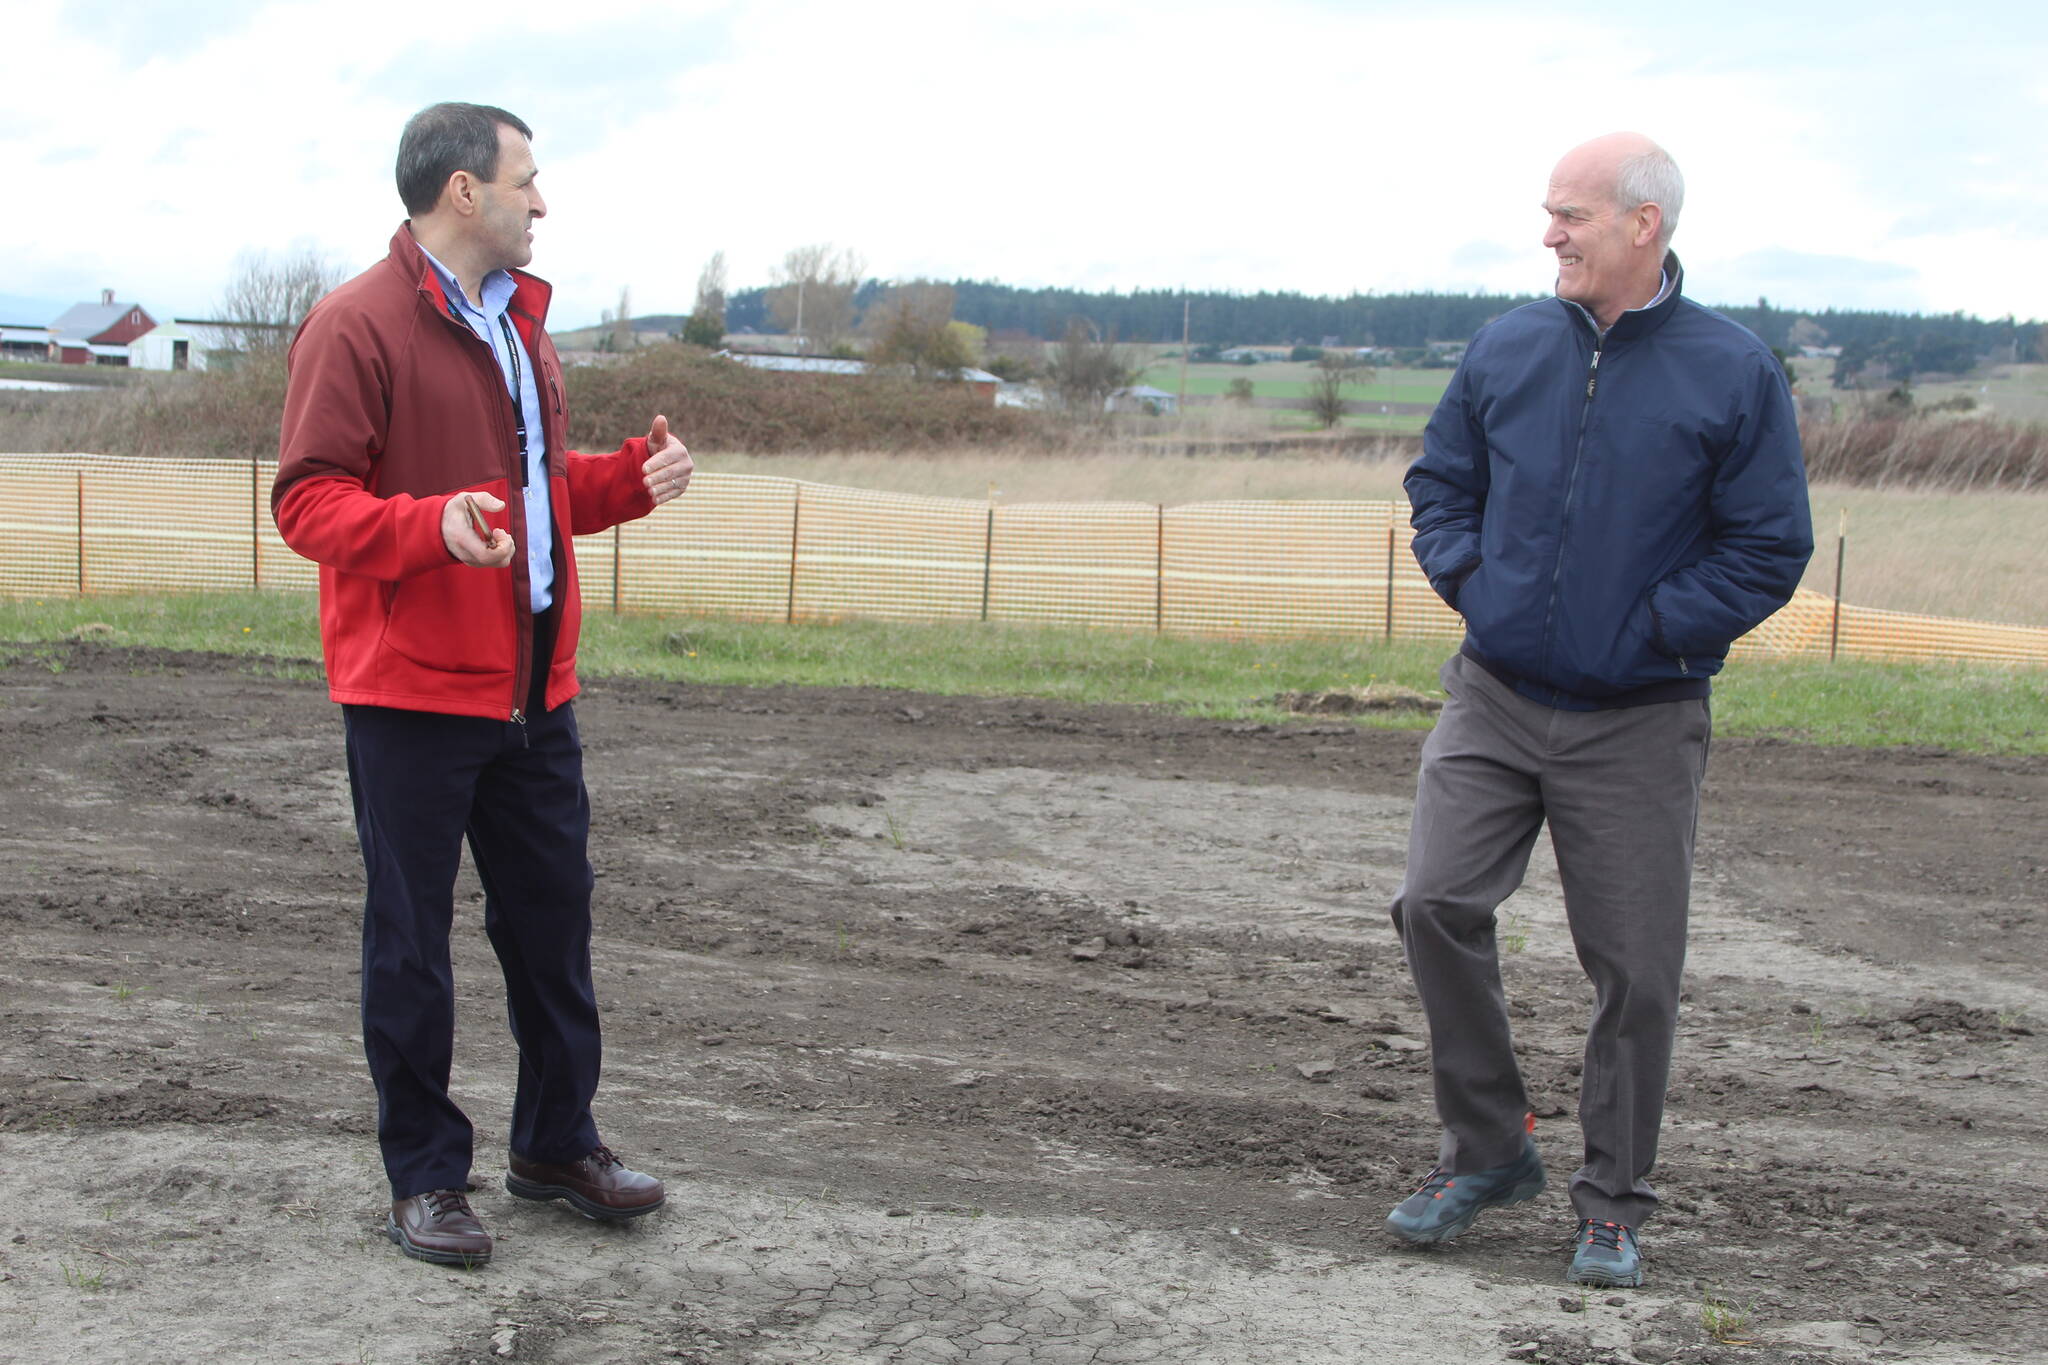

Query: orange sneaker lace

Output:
[1582, 1220, 1629, 1252]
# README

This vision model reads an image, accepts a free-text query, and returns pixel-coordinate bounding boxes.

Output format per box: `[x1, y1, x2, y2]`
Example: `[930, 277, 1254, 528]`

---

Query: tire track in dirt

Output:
[0, 645, 2040, 1363]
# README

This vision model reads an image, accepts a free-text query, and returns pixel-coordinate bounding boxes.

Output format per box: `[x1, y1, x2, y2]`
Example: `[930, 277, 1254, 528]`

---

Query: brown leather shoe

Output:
[388, 1189, 492, 1266]
[506, 1144, 665, 1221]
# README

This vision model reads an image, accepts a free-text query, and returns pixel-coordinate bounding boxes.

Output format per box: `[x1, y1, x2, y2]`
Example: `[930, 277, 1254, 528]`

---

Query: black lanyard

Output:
[496, 313, 531, 471]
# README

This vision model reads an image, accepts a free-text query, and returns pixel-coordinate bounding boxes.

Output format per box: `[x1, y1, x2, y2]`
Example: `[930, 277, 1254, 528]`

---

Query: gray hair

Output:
[396, 102, 532, 217]
[1615, 146, 1684, 247]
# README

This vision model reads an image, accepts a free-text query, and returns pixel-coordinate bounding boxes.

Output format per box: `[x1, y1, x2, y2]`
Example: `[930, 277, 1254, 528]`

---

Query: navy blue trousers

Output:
[343, 692, 603, 1200]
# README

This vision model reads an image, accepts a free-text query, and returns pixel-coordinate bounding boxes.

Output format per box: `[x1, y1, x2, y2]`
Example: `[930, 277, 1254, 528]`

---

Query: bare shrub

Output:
[1306, 352, 1374, 430]
[682, 251, 726, 348]
[865, 283, 981, 378]
[0, 350, 288, 458]
[1042, 319, 1139, 418]
[212, 248, 346, 355]
[3, 341, 1046, 461]
[766, 245, 864, 355]
[565, 344, 1043, 453]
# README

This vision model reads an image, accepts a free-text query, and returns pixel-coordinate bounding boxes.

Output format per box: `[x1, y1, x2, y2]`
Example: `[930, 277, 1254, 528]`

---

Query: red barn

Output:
[49, 290, 156, 365]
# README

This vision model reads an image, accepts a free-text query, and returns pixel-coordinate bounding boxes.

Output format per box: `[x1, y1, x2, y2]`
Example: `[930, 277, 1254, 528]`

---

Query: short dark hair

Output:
[395, 102, 532, 216]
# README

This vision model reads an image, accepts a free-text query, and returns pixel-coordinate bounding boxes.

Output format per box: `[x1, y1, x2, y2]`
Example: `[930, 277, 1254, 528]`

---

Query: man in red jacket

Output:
[273, 102, 693, 1267]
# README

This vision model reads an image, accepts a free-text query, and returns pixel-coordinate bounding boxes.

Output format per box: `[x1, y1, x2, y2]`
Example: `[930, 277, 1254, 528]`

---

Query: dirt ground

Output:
[1, 643, 2042, 1365]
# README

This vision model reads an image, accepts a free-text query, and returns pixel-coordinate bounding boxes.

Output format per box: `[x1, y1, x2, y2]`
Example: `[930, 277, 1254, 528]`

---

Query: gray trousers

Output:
[1390, 652, 1710, 1227]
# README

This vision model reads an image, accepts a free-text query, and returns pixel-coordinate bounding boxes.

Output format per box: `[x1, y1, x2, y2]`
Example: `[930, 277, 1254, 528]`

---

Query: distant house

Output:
[722, 352, 869, 378]
[129, 320, 207, 372]
[719, 350, 1002, 404]
[995, 382, 1046, 410]
[1218, 346, 1289, 363]
[49, 290, 156, 366]
[1, 324, 53, 362]
[170, 318, 292, 369]
[1107, 384, 1178, 416]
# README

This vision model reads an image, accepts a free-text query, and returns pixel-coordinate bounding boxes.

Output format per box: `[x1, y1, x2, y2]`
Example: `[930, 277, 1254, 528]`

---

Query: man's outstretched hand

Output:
[443, 491, 516, 567]
[643, 414, 694, 506]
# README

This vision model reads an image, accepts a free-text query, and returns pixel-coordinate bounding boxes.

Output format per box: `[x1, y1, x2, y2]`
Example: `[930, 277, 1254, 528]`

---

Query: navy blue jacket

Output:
[1407, 255, 1813, 710]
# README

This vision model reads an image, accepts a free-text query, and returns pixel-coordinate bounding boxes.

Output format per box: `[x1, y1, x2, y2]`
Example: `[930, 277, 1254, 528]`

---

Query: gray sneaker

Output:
[1566, 1219, 1643, 1287]
[1385, 1134, 1546, 1244]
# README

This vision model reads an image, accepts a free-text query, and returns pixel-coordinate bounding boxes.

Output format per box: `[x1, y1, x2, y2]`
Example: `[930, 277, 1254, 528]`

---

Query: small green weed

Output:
[1700, 1293, 1752, 1344]
[1499, 912, 1528, 955]
[59, 1260, 106, 1291]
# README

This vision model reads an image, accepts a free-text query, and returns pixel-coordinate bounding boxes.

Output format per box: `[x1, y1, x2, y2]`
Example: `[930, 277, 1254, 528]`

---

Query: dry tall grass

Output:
[5, 351, 2044, 628]
[1800, 415, 2048, 490]
[704, 446, 1415, 505]
[0, 354, 288, 459]
[693, 454, 2046, 629]
[1802, 483, 2048, 628]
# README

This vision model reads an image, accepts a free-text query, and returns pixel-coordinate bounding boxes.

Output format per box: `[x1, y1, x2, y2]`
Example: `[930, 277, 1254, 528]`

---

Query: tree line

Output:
[718, 276, 2042, 377]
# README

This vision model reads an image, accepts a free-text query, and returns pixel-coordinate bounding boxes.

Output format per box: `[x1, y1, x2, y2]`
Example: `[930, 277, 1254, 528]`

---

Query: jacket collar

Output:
[1559, 250, 1684, 343]
[387, 222, 553, 330]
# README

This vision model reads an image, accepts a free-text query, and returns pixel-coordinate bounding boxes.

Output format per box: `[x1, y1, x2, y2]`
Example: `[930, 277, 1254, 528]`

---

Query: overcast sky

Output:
[5, 0, 2042, 331]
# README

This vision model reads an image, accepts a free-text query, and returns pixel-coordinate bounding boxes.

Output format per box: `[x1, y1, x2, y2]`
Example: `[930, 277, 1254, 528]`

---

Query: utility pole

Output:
[1178, 293, 1190, 416]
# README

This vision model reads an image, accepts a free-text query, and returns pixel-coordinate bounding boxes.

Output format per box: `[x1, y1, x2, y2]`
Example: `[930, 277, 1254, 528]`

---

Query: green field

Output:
[1135, 361, 1448, 434]
[2, 591, 2041, 754]
[1787, 358, 2048, 424]
[1139, 361, 1450, 404]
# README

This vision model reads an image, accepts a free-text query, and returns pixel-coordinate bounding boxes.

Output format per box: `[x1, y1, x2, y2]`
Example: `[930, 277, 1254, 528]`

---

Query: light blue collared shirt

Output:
[418, 244, 554, 613]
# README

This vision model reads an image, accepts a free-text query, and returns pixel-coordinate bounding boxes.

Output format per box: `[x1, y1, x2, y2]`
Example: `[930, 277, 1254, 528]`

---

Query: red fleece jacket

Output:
[273, 225, 654, 719]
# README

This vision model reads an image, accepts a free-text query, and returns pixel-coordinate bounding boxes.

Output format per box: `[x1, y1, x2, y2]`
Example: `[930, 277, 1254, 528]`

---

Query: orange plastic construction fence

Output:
[3, 456, 2043, 667]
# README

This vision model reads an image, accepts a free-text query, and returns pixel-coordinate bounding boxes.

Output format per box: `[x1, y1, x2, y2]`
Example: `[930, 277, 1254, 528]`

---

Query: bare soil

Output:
[1, 644, 2043, 1365]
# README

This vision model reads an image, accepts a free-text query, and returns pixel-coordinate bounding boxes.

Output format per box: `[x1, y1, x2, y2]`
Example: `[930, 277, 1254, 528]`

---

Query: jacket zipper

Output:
[1539, 317, 1602, 694]
[495, 314, 537, 718]
[1555, 317, 1691, 679]
[436, 292, 533, 722]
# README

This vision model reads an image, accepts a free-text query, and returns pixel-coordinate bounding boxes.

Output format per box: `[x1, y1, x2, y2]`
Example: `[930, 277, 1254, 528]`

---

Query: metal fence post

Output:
[786, 487, 801, 625]
[76, 471, 86, 595]
[1829, 509, 1846, 662]
[980, 504, 994, 622]
[1154, 504, 1165, 633]
[1384, 523, 1395, 640]
[612, 523, 621, 615]
[250, 458, 262, 589]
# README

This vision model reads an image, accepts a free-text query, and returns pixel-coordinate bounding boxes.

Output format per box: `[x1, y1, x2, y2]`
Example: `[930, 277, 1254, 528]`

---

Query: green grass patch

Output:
[581, 611, 1448, 724]
[1136, 361, 1442, 435]
[1710, 656, 2047, 753]
[1139, 362, 1450, 406]
[2, 590, 2043, 752]
[0, 589, 323, 669]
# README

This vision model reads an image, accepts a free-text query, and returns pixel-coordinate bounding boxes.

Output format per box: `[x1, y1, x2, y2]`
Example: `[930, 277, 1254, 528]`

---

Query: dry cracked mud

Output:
[0, 643, 2042, 1364]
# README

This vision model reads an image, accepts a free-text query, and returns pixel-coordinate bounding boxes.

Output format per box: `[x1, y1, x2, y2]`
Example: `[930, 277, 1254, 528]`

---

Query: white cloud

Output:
[3, 0, 2044, 325]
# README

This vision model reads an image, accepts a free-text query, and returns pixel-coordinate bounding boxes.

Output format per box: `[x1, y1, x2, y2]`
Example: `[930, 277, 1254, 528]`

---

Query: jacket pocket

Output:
[379, 566, 513, 676]
[1604, 591, 1691, 687]
[1440, 557, 1482, 611]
